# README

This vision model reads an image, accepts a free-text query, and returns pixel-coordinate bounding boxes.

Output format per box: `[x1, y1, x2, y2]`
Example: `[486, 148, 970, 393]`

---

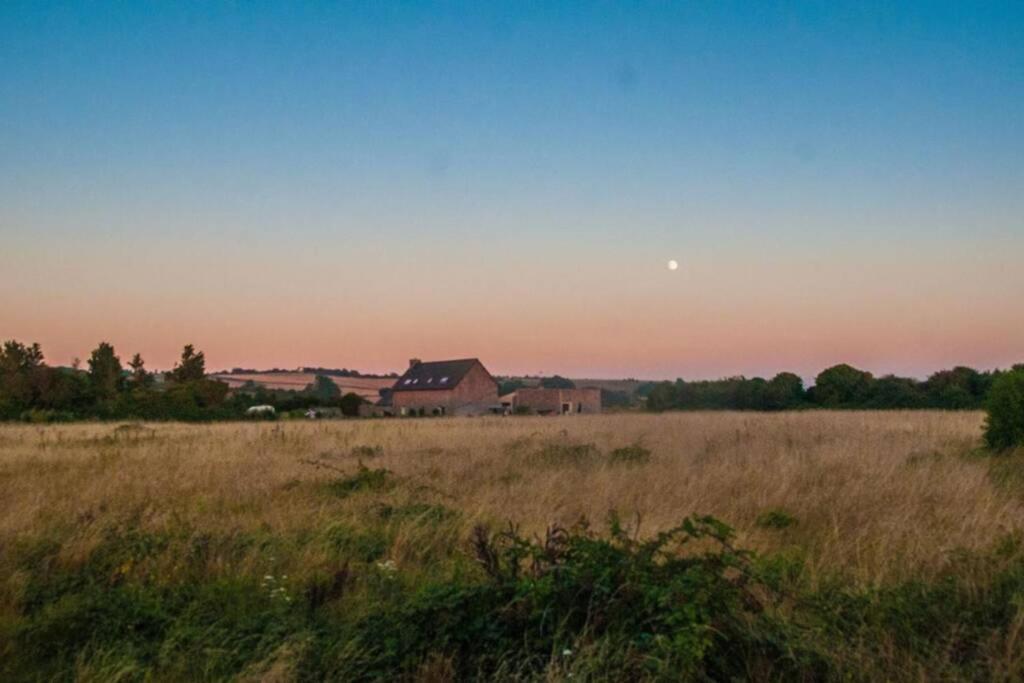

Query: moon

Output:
[667, 259, 679, 271]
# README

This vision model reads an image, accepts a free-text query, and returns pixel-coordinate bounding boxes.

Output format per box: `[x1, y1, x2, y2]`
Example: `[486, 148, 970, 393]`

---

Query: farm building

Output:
[503, 387, 601, 415]
[390, 358, 499, 416]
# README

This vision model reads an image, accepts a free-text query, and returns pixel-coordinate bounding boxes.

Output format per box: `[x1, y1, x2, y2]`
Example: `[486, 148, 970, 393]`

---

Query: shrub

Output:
[755, 508, 798, 530]
[985, 370, 1024, 451]
[309, 514, 797, 680]
[607, 443, 652, 465]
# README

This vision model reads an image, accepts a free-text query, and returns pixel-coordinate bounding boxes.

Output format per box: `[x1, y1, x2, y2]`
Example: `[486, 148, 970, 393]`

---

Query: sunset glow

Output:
[2, 2, 1022, 379]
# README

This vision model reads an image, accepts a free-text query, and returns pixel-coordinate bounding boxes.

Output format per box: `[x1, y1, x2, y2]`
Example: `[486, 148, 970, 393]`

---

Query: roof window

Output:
[440, 377, 449, 383]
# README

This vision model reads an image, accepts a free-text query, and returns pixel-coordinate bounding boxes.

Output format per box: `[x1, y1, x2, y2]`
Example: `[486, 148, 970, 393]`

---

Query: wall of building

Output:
[392, 363, 498, 416]
[514, 387, 601, 415]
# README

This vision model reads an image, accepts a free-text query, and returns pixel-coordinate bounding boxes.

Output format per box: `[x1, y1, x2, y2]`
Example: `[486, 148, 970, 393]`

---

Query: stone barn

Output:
[507, 387, 602, 415]
[390, 358, 499, 416]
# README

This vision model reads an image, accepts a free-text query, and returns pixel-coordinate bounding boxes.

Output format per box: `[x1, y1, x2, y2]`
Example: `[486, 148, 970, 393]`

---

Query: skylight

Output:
[440, 377, 449, 383]
[403, 379, 412, 385]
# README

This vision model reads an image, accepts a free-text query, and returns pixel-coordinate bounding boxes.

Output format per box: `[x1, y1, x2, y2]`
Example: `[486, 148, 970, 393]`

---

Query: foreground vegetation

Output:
[3, 412, 1024, 680]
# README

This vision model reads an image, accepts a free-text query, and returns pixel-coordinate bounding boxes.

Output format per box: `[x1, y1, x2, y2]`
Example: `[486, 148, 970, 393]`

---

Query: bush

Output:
[985, 370, 1024, 451]
[755, 508, 797, 530]
[607, 443, 652, 465]
[310, 514, 796, 680]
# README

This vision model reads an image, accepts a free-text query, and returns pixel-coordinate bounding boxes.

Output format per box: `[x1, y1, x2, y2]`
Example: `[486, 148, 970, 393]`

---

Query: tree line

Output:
[642, 362, 1024, 412]
[0, 340, 366, 422]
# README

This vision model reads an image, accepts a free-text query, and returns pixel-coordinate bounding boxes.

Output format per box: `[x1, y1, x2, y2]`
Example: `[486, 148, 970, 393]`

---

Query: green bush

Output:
[755, 508, 798, 530]
[308, 514, 801, 680]
[985, 370, 1024, 451]
[607, 443, 652, 465]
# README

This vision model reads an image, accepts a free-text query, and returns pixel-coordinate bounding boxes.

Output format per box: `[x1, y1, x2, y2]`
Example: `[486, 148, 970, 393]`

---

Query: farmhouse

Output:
[390, 358, 499, 416]
[504, 386, 602, 415]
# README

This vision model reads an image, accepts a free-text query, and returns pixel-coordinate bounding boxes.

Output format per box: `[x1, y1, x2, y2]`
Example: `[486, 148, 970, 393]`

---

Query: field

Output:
[4, 411, 1024, 680]
[209, 373, 395, 401]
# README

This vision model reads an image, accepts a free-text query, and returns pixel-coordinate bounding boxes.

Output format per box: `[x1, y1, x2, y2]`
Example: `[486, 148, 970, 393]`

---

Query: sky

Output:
[1, 1, 1022, 380]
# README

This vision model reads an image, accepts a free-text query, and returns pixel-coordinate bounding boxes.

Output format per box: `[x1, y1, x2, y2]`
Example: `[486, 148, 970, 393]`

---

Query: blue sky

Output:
[1, 2, 1022, 378]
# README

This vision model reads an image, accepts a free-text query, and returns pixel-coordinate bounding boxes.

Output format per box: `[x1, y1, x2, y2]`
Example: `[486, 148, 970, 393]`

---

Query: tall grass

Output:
[2, 412, 1023, 680]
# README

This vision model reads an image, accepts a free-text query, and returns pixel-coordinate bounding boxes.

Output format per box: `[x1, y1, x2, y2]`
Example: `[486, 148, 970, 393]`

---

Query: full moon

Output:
[667, 259, 679, 271]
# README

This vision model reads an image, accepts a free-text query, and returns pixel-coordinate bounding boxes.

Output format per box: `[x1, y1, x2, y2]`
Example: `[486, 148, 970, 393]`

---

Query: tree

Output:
[811, 364, 874, 408]
[87, 342, 123, 401]
[924, 367, 985, 409]
[339, 392, 364, 416]
[867, 375, 926, 409]
[984, 369, 1024, 451]
[169, 344, 206, 383]
[498, 379, 525, 396]
[128, 353, 151, 387]
[764, 372, 805, 410]
[0, 340, 46, 415]
[307, 375, 341, 402]
[541, 375, 576, 390]
[645, 382, 678, 411]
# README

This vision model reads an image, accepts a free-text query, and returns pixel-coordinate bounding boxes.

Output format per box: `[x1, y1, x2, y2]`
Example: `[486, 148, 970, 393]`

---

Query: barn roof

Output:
[391, 358, 492, 392]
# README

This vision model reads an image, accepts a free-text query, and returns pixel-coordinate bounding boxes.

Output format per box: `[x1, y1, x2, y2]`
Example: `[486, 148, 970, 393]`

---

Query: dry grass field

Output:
[4, 411, 1024, 680]
[0, 411, 1007, 581]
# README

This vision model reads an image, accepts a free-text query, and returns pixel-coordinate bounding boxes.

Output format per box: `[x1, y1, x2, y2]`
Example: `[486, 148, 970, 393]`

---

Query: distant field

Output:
[211, 372, 394, 400]
[4, 411, 1024, 680]
[211, 373, 645, 402]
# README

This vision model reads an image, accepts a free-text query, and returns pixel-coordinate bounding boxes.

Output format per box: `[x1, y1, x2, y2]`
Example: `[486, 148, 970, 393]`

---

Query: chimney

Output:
[409, 358, 421, 369]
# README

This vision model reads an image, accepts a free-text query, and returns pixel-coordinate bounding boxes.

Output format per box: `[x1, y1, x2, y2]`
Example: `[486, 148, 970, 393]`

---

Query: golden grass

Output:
[0, 411, 1017, 588]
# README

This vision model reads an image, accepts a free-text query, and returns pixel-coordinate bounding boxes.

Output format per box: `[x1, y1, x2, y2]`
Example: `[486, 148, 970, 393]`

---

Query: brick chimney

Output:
[408, 358, 421, 369]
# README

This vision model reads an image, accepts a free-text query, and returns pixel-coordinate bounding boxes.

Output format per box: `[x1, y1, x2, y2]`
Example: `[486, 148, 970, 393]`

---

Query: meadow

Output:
[3, 411, 1024, 680]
